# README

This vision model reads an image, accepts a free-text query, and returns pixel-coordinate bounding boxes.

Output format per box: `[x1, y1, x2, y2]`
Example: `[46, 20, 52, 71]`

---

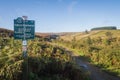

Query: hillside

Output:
[0, 28, 90, 80]
[0, 28, 58, 40]
[0, 28, 13, 37]
[54, 30, 120, 78]
[60, 30, 120, 41]
[1, 28, 120, 79]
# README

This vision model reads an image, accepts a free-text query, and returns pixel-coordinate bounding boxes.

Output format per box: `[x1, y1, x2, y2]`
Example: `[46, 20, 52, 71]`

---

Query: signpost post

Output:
[14, 16, 35, 80]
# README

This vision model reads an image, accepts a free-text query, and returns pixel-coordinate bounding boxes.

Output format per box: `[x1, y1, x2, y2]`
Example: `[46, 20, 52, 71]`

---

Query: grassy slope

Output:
[58, 30, 120, 77]
[60, 30, 120, 41]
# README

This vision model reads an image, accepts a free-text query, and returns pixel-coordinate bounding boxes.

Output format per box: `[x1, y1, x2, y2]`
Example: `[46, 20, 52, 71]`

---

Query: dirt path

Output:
[49, 42, 120, 80]
[75, 56, 120, 80]
[65, 48, 120, 80]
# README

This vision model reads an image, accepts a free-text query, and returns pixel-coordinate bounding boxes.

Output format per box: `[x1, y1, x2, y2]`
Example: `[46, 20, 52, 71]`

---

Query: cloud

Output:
[68, 1, 77, 14]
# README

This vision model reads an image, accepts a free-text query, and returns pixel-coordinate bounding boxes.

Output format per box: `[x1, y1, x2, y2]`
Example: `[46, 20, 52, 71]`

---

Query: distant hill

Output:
[0, 28, 59, 40]
[0, 28, 13, 33]
[1, 28, 120, 41]
[0, 28, 13, 37]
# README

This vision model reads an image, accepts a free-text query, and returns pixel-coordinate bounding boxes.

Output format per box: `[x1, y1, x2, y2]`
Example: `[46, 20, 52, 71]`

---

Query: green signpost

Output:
[14, 17, 35, 40]
[14, 16, 35, 80]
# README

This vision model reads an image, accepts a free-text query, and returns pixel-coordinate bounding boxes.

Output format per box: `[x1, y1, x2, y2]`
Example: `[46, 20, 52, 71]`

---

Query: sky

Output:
[0, 0, 120, 32]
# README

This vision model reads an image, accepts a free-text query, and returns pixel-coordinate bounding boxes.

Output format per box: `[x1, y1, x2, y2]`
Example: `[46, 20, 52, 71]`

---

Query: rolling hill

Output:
[60, 30, 120, 41]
